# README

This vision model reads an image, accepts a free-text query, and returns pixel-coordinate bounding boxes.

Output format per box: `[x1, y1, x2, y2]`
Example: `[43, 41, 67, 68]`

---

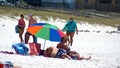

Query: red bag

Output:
[29, 43, 41, 56]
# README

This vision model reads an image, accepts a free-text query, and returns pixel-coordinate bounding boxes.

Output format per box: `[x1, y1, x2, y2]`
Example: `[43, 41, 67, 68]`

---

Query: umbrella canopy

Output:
[27, 23, 66, 42]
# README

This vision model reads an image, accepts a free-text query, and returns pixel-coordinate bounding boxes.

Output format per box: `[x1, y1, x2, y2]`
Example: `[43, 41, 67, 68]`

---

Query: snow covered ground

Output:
[0, 15, 120, 68]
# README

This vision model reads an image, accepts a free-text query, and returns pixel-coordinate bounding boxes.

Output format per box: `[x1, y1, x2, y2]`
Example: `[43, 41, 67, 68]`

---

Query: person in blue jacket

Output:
[62, 17, 78, 46]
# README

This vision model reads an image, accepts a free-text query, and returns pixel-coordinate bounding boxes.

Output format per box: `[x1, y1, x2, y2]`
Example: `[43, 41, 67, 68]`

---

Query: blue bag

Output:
[15, 25, 19, 33]
[12, 43, 29, 55]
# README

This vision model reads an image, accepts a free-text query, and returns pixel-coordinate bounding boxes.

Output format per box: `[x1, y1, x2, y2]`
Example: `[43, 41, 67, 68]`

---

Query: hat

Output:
[28, 14, 33, 17]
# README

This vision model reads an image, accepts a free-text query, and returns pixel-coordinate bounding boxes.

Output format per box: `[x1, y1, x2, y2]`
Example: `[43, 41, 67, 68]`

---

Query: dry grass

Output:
[0, 6, 120, 26]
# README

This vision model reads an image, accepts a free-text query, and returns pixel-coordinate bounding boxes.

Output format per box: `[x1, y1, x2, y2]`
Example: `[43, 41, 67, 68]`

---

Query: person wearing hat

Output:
[28, 14, 37, 26]
[62, 17, 78, 46]
[25, 14, 37, 44]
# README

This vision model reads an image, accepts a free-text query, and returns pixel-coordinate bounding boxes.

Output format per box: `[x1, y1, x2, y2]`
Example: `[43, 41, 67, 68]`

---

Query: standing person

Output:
[25, 14, 37, 44]
[28, 14, 37, 26]
[18, 14, 25, 43]
[62, 17, 78, 46]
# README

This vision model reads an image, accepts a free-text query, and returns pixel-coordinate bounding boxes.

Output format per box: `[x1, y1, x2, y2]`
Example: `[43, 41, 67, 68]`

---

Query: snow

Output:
[0, 16, 120, 68]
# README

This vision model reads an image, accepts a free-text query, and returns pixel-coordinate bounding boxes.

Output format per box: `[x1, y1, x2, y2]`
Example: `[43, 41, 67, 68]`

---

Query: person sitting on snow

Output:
[57, 36, 91, 60]
[57, 36, 71, 53]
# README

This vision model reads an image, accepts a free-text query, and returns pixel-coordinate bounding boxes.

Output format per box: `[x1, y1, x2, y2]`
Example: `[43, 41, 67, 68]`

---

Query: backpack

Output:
[12, 43, 29, 55]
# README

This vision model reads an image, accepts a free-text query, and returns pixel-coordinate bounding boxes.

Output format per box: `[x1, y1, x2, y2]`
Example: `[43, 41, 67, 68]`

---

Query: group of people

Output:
[43, 36, 91, 60]
[17, 14, 37, 44]
[17, 14, 91, 60]
[18, 14, 78, 46]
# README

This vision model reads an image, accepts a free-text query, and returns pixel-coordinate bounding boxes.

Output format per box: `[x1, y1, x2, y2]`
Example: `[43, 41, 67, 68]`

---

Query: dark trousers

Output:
[25, 32, 37, 44]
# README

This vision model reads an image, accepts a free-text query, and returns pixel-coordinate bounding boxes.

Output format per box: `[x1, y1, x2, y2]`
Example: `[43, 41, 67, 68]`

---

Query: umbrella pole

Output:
[43, 40, 46, 50]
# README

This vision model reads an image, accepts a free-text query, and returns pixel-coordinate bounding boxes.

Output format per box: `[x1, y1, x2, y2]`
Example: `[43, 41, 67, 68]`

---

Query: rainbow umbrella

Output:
[27, 23, 66, 49]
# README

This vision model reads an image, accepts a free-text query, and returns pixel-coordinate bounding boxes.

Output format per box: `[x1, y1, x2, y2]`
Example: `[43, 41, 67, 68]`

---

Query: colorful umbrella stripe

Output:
[27, 23, 66, 42]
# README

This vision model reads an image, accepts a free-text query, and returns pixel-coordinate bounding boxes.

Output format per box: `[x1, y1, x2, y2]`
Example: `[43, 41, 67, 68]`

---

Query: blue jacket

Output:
[62, 20, 77, 32]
